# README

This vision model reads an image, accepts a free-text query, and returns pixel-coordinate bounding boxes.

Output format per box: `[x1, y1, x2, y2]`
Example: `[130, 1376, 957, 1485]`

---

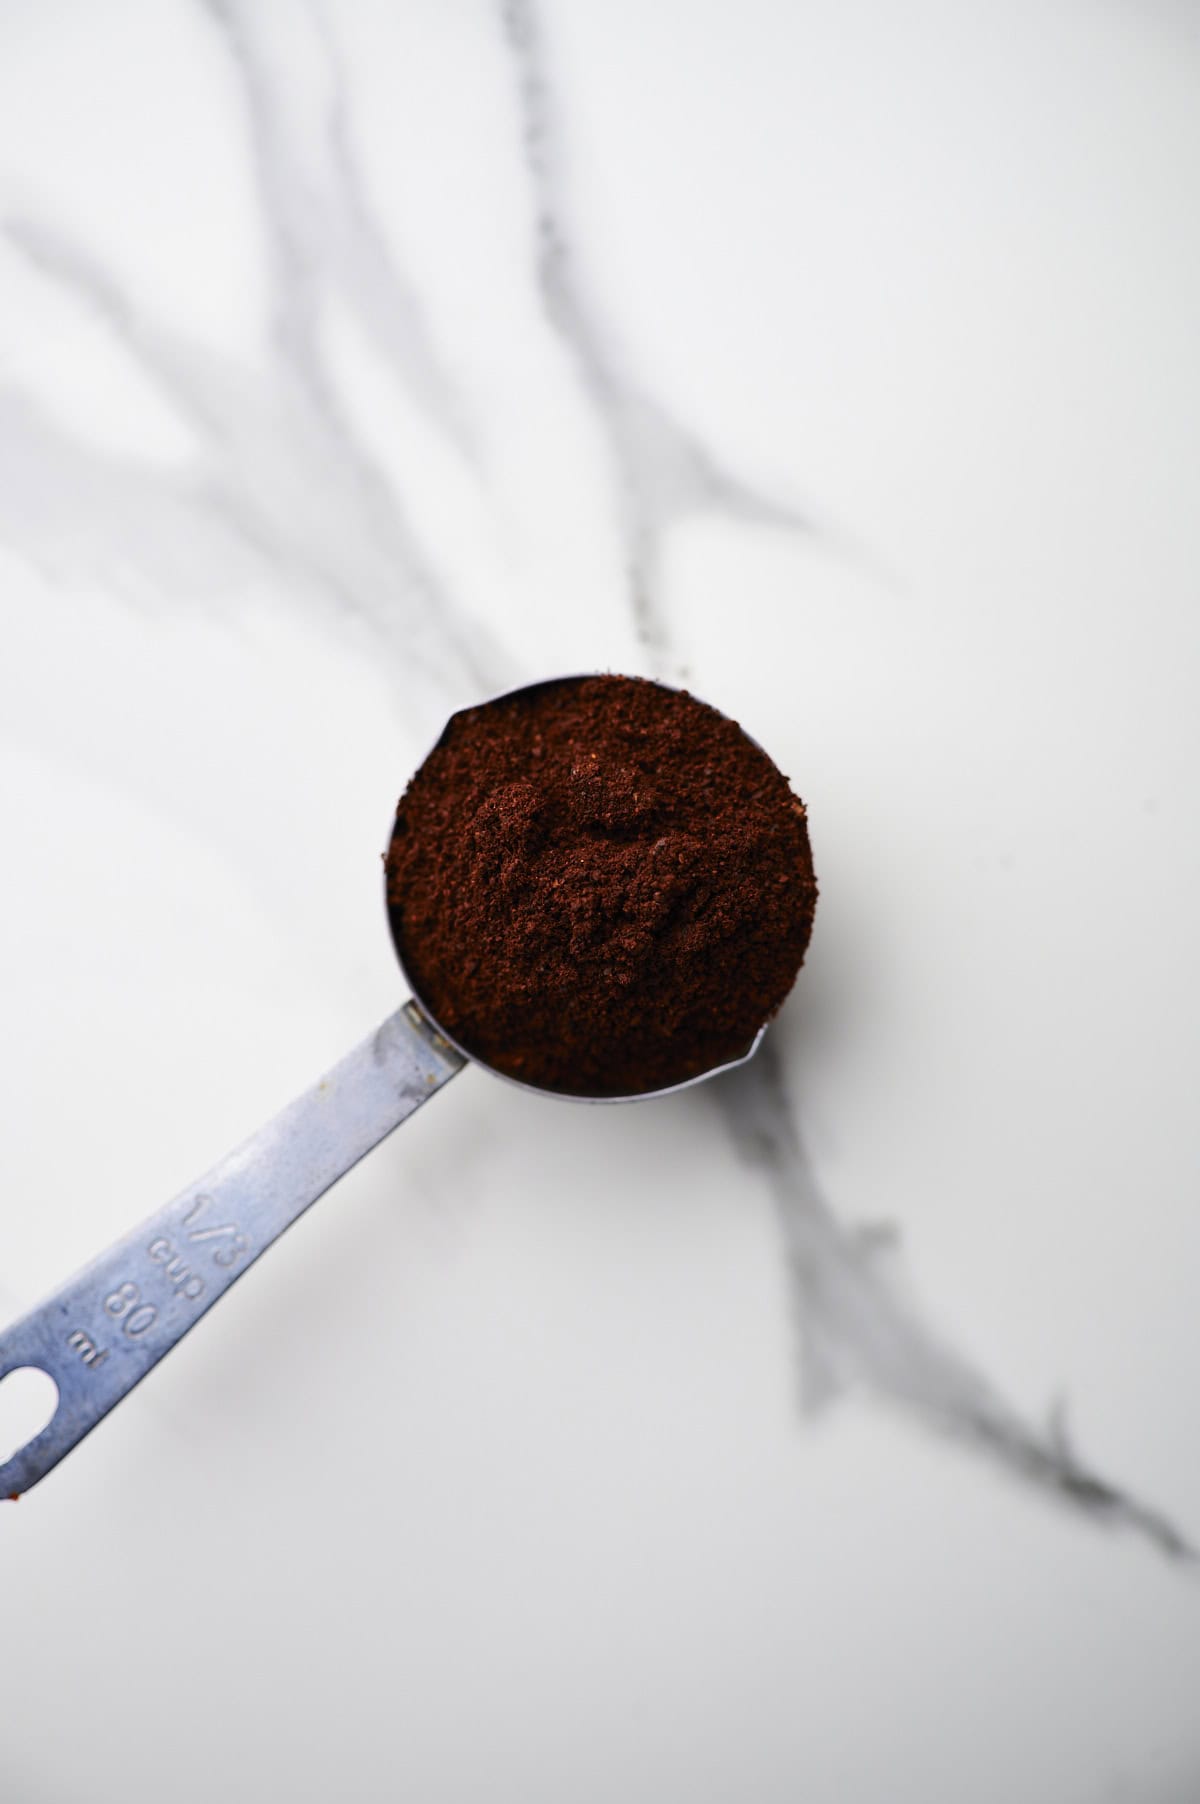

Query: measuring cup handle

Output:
[0, 1003, 464, 1497]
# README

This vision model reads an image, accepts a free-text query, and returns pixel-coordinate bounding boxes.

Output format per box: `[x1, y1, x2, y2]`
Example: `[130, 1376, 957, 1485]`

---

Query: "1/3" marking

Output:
[181, 1193, 250, 1269]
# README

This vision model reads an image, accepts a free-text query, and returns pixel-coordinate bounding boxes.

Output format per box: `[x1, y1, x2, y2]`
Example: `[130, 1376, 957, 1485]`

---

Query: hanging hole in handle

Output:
[0, 1367, 59, 1470]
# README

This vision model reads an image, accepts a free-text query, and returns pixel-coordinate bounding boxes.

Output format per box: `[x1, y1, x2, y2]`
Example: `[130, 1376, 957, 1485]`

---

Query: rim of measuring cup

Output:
[383, 672, 771, 1105]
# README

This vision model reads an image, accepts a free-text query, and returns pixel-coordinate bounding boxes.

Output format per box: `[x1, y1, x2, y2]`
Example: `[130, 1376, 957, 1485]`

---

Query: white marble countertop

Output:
[2, 4, 1198, 1800]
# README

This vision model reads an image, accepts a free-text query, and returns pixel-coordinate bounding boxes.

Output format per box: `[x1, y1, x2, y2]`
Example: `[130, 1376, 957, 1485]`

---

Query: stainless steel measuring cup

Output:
[0, 676, 768, 1497]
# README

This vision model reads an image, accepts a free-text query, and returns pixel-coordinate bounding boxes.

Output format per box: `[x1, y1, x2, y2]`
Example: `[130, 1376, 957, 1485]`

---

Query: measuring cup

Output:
[0, 676, 769, 1497]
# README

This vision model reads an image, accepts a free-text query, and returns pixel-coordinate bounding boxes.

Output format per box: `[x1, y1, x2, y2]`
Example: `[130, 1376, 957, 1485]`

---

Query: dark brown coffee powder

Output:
[386, 675, 817, 1096]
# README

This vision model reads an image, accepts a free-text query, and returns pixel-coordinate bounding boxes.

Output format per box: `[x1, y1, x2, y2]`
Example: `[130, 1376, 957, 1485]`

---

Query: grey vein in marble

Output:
[1, 0, 512, 713]
[203, 0, 474, 460]
[499, 0, 824, 673]
[722, 1044, 1193, 1560]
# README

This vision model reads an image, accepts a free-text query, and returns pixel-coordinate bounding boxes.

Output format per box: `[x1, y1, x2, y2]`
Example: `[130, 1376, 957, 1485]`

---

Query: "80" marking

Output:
[104, 1281, 158, 1338]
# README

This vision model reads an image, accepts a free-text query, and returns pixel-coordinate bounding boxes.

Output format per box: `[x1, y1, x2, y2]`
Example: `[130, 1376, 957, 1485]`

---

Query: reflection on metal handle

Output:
[0, 1003, 464, 1497]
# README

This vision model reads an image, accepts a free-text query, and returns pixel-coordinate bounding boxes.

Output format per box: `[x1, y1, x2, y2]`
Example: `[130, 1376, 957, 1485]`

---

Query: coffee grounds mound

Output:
[386, 675, 817, 1097]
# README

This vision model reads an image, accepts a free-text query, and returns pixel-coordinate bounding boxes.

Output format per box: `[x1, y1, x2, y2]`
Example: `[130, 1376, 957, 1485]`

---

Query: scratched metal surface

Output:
[0, 1006, 464, 1496]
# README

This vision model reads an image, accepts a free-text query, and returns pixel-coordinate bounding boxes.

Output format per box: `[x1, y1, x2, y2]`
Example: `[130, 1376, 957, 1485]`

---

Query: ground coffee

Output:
[386, 674, 817, 1097]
